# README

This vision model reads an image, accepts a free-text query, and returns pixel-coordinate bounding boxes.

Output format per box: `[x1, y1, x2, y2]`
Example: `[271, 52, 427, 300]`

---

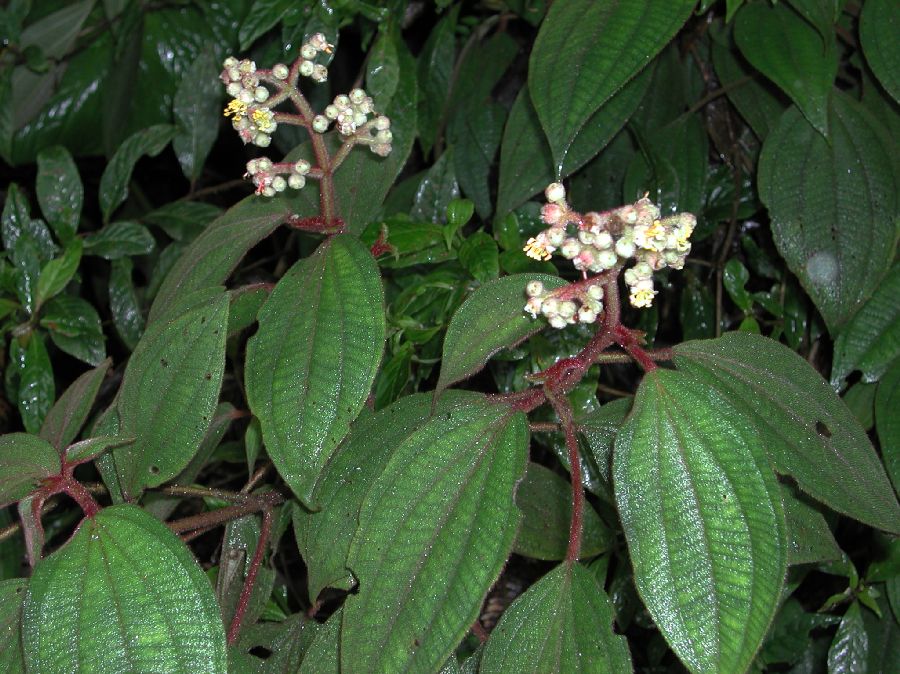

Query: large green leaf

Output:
[0, 434, 60, 508]
[781, 485, 841, 566]
[827, 601, 867, 674]
[449, 102, 505, 219]
[528, 0, 694, 171]
[876, 359, 900, 494]
[294, 392, 468, 601]
[22, 504, 227, 672]
[734, 1, 836, 136]
[245, 236, 385, 506]
[39, 294, 106, 366]
[83, 220, 156, 260]
[99, 124, 175, 223]
[613, 368, 787, 674]
[831, 263, 900, 387]
[436, 273, 566, 395]
[496, 68, 652, 219]
[674, 333, 900, 533]
[341, 398, 527, 673]
[35, 145, 82, 243]
[148, 196, 290, 323]
[480, 563, 631, 673]
[172, 49, 221, 184]
[39, 358, 111, 451]
[0, 579, 27, 672]
[416, 7, 458, 156]
[35, 239, 82, 310]
[758, 94, 898, 331]
[860, 0, 900, 104]
[112, 288, 228, 496]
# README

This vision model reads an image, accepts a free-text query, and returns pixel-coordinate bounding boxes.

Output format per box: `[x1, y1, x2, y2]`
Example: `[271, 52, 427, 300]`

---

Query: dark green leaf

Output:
[246, 236, 385, 506]
[173, 49, 221, 184]
[64, 435, 133, 466]
[734, 1, 836, 136]
[142, 201, 223, 242]
[614, 368, 787, 674]
[758, 94, 898, 331]
[436, 273, 566, 395]
[781, 484, 841, 565]
[0, 434, 60, 508]
[84, 220, 156, 260]
[22, 504, 227, 672]
[362, 216, 451, 269]
[1, 183, 31, 253]
[238, 0, 293, 50]
[39, 358, 111, 451]
[9, 332, 54, 434]
[36, 239, 82, 310]
[860, 0, 900, 104]
[149, 196, 289, 322]
[481, 563, 631, 673]
[109, 257, 145, 350]
[827, 601, 866, 674]
[513, 462, 611, 561]
[410, 150, 459, 224]
[11, 236, 40, 316]
[860, 593, 900, 673]
[0, 579, 27, 671]
[528, 0, 695, 170]
[227, 283, 270, 337]
[366, 29, 400, 111]
[99, 124, 176, 223]
[875, 359, 900, 494]
[35, 145, 82, 242]
[341, 399, 527, 673]
[458, 232, 499, 283]
[449, 101, 505, 219]
[723, 258, 752, 312]
[759, 598, 839, 667]
[298, 608, 340, 674]
[112, 288, 228, 496]
[831, 263, 900, 386]
[680, 273, 716, 341]
[373, 343, 412, 410]
[577, 397, 631, 484]
[39, 295, 106, 366]
[417, 7, 457, 156]
[674, 333, 900, 533]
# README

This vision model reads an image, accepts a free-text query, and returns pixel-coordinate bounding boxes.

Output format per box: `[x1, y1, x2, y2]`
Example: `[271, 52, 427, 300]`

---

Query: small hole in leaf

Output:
[815, 421, 832, 438]
[149, 465, 160, 475]
[160, 358, 169, 367]
[249, 646, 272, 660]
[204, 372, 212, 380]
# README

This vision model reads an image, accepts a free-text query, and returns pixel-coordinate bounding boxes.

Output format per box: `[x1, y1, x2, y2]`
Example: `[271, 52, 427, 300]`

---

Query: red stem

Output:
[613, 324, 658, 372]
[59, 474, 99, 518]
[227, 508, 273, 645]
[547, 391, 584, 562]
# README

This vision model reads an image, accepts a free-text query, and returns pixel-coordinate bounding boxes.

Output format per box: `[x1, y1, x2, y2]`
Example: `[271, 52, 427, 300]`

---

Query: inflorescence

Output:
[524, 184, 696, 327]
[220, 33, 393, 196]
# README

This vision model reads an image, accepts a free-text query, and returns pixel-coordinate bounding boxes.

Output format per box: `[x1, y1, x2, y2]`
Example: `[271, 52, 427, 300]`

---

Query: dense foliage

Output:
[1, 0, 898, 672]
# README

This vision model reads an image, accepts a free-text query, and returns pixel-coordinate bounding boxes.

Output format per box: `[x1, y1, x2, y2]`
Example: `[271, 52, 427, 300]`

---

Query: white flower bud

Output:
[559, 301, 577, 319]
[309, 33, 329, 51]
[354, 112, 369, 128]
[560, 238, 581, 259]
[293, 160, 311, 174]
[615, 238, 635, 258]
[371, 143, 392, 156]
[549, 315, 568, 329]
[541, 298, 560, 317]
[299, 60, 314, 77]
[238, 89, 254, 104]
[350, 88, 367, 104]
[596, 250, 618, 269]
[262, 186, 276, 197]
[546, 227, 566, 247]
[312, 115, 329, 133]
[524, 297, 543, 318]
[578, 230, 594, 245]
[273, 63, 289, 79]
[334, 95, 350, 108]
[239, 59, 256, 74]
[587, 285, 604, 300]
[245, 159, 259, 174]
[288, 174, 306, 190]
[257, 157, 273, 171]
[325, 105, 339, 120]
[301, 44, 317, 60]
[254, 86, 270, 102]
[224, 56, 238, 68]
[312, 64, 328, 82]
[545, 182, 566, 204]
[272, 176, 287, 192]
[578, 307, 597, 324]
[253, 133, 271, 147]
[634, 261, 653, 277]
[226, 82, 242, 97]
[374, 115, 390, 130]
[584, 298, 603, 314]
[376, 129, 393, 143]
[526, 280, 544, 297]
[594, 231, 613, 249]
[227, 67, 241, 82]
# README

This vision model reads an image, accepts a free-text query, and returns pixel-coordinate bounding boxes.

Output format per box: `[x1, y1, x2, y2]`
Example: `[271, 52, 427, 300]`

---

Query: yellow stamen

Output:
[523, 237, 552, 261]
[224, 99, 248, 119]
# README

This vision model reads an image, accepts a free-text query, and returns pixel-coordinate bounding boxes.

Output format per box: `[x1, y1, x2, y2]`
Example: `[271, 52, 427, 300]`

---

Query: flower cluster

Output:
[523, 183, 696, 325]
[244, 158, 311, 197]
[311, 89, 393, 156]
[297, 33, 333, 83]
[221, 58, 277, 147]
[524, 280, 604, 328]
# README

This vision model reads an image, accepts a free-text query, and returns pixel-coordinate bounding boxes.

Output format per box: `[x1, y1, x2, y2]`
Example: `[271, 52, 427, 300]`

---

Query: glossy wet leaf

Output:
[109, 257, 145, 350]
[99, 124, 175, 223]
[341, 399, 527, 673]
[410, 150, 459, 224]
[113, 288, 228, 496]
[758, 94, 897, 331]
[831, 263, 900, 387]
[39, 358, 110, 451]
[449, 101, 505, 220]
[238, 0, 294, 50]
[436, 273, 567, 395]
[35, 145, 82, 243]
[142, 201, 222, 242]
[9, 333, 54, 434]
[39, 295, 106, 366]
[246, 236, 385, 506]
[0, 434, 60, 508]
[528, 0, 694, 171]
[173, 49, 221, 184]
[827, 601, 866, 674]
[22, 504, 227, 673]
[614, 368, 787, 674]
[860, 0, 900, 104]
[514, 462, 611, 561]
[458, 232, 499, 283]
[0, 579, 27, 671]
[481, 563, 631, 673]
[367, 29, 400, 110]
[84, 220, 156, 260]
[64, 436, 132, 466]
[734, 1, 836, 136]
[35, 239, 82, 310]
[149, 196, 289, 322]
[674, 333, 900, 533]
[876, 360, 900, 493]
[417, 7, 457, 156]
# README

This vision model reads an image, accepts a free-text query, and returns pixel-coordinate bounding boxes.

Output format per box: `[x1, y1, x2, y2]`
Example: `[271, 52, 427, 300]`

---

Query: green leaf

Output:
[831, 263, 900, 387]
[436, 273, 566, 395]
[480, 563, 632, 673]
[758, 598, 839, 667]
[416, 7, 458, 156]
[39, 358, 111, 451]
[613, 368, 787, 674]
[142, 201, 222, 242]
[723, 258, 752, 312]
[827, 601, 867, 674]
[513, 462, 611, 561]
[758, 94, 898, 331]
[112, 288, 228, 496]
[35, 239, 82, 310]
[449, 101, 505, 220]
[84, 220, 156, 260]
[298, 608, 341, 674]
[35, 145, 82, 242]
[227, 284, 270, 337]
[0, 578, 27, 671]
[341, 398, 527, 673]
[577, 397, 631, 485]
[246, 236, 385, 506]
[674, 333, 900, 533]
[875, 359, 900, 494]
[781, 485, 841, 565]
[173, 49, 221, 184]
[22, 504, 227, 672]
[238, 0, 293, 50]
[99, 124, 176, 223]
[9, 332, 54, 434]
[528, 0, 695, 171]
[496, 68, 652, 220]
[410, 149, 459, 224]
[860, 0, 900, 104]
[734, 1, 836, 136]
[149, 196, 289, 323]
[458, 232, 499, 283]
[39, 295, 106, 366]
[64, 435, 133, 466]
[0, 434, 60, 508]
[294, 392, 465, 601]
[217, 515, 274, 632]
[109, 257, 145, 350]
[366, 29, 400, 111]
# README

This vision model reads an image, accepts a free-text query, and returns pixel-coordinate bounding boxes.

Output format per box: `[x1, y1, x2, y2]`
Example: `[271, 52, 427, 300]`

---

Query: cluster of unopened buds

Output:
[525, 280, 605, 328]
[221, 33, 394, 197]
[523, 183, 696, 326]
